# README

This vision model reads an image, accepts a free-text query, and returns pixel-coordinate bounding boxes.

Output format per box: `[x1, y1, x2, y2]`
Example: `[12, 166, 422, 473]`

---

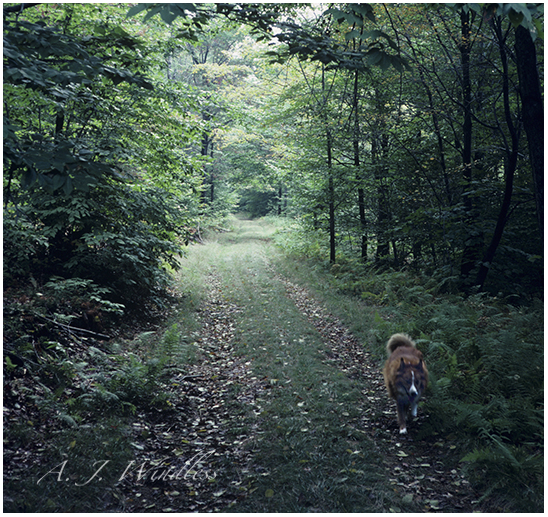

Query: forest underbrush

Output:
[3, 216, 543, 512]
[4, 286, 201, 511]
[273, 219, 544, 512]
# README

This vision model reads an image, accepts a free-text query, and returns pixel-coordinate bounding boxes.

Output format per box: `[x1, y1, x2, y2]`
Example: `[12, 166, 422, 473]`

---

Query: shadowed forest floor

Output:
[5, 217, 498, 512]
[108, 217, 488, 512]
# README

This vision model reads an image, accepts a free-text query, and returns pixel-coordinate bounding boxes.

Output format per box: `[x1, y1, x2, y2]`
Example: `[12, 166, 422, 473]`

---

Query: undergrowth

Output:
[273, 220, 544, 512]
[4, 306, 196, 512]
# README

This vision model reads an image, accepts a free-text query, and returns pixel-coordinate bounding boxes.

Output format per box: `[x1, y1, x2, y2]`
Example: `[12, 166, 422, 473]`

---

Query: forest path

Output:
[135, 217, 484, 512]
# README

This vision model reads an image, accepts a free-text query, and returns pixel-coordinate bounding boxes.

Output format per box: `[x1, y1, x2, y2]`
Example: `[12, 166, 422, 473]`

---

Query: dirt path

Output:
[274, 276, 482, 512]
[114, 218, 486, 512]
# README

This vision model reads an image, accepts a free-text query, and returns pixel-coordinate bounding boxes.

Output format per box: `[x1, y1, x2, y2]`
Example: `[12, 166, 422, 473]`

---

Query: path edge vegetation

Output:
[3, 1, 543, 512]
[270, 216, 543, 512]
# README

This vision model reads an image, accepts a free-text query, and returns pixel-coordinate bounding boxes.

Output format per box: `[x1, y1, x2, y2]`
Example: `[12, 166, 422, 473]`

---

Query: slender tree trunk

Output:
[373, 133, 390, 261]
[475, 18, 519, 289]
[326, 124, 335, 263]
[514, 25, 544, 240]
[328, 165, 336, 263]
[55, 112, 64, 138]
[321, 65, 336, 264]
[200, 129, 210, 205]
[353, 69, 367, 260]
[458, 9, 482, 289]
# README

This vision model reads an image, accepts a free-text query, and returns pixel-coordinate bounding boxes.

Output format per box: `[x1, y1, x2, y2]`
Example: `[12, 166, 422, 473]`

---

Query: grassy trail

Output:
[2, 217, 535, 512]
[176, 217, 396, 512]
[175, 216, 487, 513]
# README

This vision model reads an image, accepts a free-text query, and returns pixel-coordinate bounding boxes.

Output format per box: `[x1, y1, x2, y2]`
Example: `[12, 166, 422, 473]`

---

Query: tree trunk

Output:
[327, 126, 335, 264]
[515, 25, 543, 240]
[328, 169, 336, 264]
[458, 9, 482, 289]
[374, 133, 390, 262]
[353, 69, 367, 260]
[321, 65, 336, 264]
[475, 17, 520, 290]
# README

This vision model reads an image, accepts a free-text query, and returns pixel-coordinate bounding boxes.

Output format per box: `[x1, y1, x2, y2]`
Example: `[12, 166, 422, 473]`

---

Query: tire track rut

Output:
[275, 274, 484, 513]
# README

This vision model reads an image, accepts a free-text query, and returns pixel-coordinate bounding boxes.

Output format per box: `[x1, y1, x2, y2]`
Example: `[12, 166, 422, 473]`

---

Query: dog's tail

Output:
[386, 333, 415, 355]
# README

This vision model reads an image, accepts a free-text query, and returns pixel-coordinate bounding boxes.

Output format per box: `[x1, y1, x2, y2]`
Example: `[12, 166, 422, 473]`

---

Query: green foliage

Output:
[4, 320, 192, 508]
[275, 232, 543, 512]
[4, 180, 188, 312]
[4, 3, 206, 317]
[238, 188, 278, 217]
[274, 217, 339, 260]
[3, 3, 544, 509]
[3, 15, 153, 197]
[460, 442, 543, 511]
[3, 207, 49, 279]
[257, 2, 543, 297]
[43, 277, 125, 315]
[271, 4, 406, 72]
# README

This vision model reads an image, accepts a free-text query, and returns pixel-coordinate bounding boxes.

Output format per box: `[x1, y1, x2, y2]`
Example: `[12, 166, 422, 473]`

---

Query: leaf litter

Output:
[102, 273, 273, 512]
[274, 275, 486, 512]
[108, 267, 490, 512]
[5, 254, 492, 512]
[111, 268, 488, 512]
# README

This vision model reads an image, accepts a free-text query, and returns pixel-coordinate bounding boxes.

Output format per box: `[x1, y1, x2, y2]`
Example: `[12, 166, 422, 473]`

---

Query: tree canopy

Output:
[4, 2, 543, 304]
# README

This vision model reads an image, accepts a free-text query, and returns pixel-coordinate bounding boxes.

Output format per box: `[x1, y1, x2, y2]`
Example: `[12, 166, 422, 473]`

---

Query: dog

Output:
[382, 333, 428, 434]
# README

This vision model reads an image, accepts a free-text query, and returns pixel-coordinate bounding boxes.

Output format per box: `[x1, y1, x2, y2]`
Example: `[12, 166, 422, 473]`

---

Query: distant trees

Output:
[261, 3, 543, 296]
[4, 2, 543, 306]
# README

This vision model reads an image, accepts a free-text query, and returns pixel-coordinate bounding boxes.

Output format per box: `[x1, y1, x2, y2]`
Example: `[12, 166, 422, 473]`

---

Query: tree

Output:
[514, 24, 543, 237]
[474, 14, 522, 290]
[3, 3, 204, 311]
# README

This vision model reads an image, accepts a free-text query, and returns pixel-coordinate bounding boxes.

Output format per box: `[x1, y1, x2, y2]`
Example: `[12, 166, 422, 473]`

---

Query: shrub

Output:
[4, 179, 189, 313]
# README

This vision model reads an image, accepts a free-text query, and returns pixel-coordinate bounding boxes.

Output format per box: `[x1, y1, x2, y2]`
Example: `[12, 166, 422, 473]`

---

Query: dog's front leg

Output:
[396, 399, 408, 434]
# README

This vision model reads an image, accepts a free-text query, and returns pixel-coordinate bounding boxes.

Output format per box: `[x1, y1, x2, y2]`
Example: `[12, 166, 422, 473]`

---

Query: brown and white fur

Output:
[382, 333, 428, 434]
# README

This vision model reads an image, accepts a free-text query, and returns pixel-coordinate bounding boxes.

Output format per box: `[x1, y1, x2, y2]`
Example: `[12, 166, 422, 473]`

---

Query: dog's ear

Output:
[398, 357, 406, 370]
[417, 359, 424, 370]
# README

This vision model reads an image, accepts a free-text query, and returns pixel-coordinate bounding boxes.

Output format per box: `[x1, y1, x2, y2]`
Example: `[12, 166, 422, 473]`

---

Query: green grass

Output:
[271, 218, 544, 512]
[175, 216, 394, 512]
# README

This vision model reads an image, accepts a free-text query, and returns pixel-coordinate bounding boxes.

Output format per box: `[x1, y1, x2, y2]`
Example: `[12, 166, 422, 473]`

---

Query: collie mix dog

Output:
[383, 333, 428, 434]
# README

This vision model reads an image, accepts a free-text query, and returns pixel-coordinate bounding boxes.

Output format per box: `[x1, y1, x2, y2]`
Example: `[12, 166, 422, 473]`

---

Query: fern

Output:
[461, 439, 544, 511]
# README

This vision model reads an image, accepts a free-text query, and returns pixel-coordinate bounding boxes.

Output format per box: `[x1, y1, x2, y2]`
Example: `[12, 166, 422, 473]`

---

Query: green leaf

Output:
[126, 4, 148, 18]
[508, 9, 524, 28]
[366, 49, 383, 66]
[63, 176, 74, 196]
[345, 29, 362, 41]
[160, 6, 178, 24]
[353, 4, 376, 22]
[22, 168, 37, 188]
[51, 174, 66, 192]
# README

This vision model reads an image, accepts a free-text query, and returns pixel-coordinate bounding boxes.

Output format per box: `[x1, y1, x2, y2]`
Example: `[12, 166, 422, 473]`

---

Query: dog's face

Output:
[394, 358, 427, 405]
